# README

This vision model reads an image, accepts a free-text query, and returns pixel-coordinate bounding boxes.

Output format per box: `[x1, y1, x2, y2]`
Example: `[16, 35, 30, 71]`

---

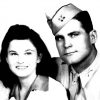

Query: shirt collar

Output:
[79, 53, 100, 88]
[10, 75, 49, 98]
[31, 75, 49, 91]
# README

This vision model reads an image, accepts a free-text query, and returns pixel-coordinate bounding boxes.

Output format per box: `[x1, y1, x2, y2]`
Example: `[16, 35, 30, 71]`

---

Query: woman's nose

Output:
[17, 56, 24, 64]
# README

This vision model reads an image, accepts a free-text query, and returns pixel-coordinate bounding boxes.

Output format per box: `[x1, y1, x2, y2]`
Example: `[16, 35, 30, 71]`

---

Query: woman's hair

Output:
[0, 24, 52, 88]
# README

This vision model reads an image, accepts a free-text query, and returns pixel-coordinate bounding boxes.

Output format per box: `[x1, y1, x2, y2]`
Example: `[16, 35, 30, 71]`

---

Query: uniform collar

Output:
[79, 53, 100, 88]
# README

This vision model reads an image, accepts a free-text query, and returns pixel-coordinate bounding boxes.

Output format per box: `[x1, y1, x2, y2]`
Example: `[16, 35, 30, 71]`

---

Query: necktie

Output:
[69, 73, 79, 100]
[69, 73, 86, 100]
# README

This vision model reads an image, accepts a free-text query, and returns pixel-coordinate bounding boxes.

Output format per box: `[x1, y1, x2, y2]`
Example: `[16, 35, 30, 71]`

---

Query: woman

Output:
[0, 24, 68, 100]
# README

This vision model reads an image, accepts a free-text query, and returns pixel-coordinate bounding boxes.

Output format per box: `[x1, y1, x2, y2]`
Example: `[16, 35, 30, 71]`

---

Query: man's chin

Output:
[61, 57, 70, 64]
[61, 57, 77, 65]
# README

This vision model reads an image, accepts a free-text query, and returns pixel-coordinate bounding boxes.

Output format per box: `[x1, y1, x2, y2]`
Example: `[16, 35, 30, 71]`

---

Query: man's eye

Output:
[70, 34, 76, 38]
[69, 32, 80, 38]
[55, 35, 64, 41]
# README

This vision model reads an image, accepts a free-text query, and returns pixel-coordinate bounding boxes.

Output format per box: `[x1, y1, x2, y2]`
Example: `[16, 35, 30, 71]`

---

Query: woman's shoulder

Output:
[48, 77, 68, 100]
[0, 80, 11, 100]
[49, 77, 64, 88]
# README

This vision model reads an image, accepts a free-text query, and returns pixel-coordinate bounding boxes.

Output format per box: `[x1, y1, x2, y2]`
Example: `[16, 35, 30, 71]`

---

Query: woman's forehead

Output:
[8, 39, 36, 51]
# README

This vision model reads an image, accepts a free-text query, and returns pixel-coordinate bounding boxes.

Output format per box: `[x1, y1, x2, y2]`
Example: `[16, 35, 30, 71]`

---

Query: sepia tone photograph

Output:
[0, 0, 100, 100]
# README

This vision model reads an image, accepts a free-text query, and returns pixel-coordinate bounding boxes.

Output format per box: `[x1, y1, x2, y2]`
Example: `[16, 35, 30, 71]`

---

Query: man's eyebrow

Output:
[68, 31, 80, 35]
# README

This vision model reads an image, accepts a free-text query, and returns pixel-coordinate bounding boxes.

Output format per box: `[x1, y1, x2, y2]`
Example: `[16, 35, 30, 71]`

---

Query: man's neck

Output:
[72, 47, 97, 74]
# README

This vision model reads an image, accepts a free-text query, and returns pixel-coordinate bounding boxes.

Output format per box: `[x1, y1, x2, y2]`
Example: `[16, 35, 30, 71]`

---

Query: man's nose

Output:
[64, 38, 72, 49]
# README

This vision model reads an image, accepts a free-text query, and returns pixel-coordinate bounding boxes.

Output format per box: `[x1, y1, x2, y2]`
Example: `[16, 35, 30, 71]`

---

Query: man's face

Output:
[55, 19, 93, 65]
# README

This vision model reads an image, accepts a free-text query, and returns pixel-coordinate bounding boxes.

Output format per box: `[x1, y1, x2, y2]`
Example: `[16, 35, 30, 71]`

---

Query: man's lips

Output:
[64, 51, 77, 56]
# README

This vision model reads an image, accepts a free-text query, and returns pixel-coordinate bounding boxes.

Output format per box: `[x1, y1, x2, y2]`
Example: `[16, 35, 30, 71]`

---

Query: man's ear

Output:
[37, 53, 42, 63]
[89, 30, 97, 44]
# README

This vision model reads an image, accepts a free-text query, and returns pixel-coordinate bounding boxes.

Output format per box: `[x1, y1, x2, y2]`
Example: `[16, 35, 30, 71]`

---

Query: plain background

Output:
[0, 0, 100, 57]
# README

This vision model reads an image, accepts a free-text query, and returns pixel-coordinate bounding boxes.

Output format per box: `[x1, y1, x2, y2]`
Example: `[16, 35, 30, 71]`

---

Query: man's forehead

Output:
[56, 19, 82, 35]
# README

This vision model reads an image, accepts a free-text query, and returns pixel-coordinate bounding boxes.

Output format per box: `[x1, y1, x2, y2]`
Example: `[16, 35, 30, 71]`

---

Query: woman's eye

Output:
[25, 52, 32, 55]
[9, 52, 18, 56]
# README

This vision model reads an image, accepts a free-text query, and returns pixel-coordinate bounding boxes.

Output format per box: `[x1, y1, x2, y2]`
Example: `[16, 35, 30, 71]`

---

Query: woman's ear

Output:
[37, 53, 42, 63]
[89, 30, 97, 44]
[6, 57, 8, 64]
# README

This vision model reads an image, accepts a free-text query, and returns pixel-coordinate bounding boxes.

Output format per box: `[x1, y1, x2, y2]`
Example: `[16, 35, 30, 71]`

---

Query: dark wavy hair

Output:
[0, 24, 52, 88]
[73, 11, 93, 33]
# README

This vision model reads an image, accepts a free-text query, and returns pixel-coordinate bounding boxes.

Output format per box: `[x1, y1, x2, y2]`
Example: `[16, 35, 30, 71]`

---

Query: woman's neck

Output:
[18, 73, 37, 100]
[19, 72, 37, 90]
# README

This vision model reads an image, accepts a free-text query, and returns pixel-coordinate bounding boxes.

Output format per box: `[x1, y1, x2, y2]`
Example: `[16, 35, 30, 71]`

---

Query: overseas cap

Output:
[47, 3, 82, 35]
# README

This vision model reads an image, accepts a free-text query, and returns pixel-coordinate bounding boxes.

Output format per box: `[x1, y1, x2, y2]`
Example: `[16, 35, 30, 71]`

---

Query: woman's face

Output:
[6, 39, 41, 78]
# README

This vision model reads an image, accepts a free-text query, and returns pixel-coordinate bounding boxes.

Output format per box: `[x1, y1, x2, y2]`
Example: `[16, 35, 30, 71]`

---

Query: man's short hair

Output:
[73, 11, 93, 33]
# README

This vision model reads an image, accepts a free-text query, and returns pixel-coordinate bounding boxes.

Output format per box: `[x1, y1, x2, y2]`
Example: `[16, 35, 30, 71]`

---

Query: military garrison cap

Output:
[47, 3, 82, 35]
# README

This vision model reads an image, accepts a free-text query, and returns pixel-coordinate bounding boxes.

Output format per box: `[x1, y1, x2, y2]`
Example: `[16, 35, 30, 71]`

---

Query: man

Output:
[47, 3, 100, 100]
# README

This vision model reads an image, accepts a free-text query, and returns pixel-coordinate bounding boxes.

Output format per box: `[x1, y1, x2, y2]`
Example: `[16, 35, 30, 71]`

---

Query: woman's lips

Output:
[16, 66, 28, 69]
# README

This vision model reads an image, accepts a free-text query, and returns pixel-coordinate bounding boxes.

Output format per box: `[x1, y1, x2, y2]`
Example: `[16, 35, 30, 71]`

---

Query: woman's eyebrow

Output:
[25, 49, 35, 52]
[8, 50, 16, 53]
